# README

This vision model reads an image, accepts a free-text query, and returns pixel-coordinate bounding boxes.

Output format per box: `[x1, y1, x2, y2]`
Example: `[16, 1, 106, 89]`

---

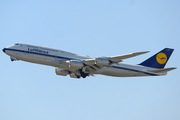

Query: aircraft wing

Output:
[56, 51, 149, 73]
[108, 51, 149, 63]
[83, 51, 149, 64]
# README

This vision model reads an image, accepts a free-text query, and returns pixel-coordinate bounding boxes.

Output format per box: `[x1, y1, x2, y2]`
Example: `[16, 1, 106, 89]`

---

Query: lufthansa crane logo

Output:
[156, 53, 167, 64]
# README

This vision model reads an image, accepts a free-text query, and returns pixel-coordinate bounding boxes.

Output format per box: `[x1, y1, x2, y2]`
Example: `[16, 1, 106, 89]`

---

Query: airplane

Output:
[2, 43, 176, 79]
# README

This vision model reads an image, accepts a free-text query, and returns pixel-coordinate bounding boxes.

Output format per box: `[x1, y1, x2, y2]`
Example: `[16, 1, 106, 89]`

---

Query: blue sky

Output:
[1, 0, 180, 120]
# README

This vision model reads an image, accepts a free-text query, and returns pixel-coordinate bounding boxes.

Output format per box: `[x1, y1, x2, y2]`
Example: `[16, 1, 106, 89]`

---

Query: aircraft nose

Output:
[2, 48, 6, 53]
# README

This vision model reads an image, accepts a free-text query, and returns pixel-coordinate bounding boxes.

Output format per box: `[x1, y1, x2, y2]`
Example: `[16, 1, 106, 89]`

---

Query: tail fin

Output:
[139, 48, 174, 68]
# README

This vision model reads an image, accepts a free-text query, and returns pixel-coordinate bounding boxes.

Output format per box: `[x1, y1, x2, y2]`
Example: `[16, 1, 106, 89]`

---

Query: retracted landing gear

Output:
[70, 69, 89, 79]
[79, 69, 89, 78]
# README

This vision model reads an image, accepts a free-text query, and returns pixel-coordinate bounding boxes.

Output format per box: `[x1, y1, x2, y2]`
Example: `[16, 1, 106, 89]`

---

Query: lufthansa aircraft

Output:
[2, 43, 176, 78]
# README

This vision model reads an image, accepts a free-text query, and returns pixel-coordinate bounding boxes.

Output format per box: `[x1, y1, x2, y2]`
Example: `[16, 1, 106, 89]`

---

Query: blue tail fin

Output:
[139, 48, 174, 68]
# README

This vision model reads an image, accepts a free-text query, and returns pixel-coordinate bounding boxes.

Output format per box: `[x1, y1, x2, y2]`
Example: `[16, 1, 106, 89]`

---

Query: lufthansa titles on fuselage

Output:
[28, 48, 48, 54]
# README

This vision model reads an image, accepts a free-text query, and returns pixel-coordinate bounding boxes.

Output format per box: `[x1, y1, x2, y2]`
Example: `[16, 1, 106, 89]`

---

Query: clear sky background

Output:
[1, 0, 180, 120]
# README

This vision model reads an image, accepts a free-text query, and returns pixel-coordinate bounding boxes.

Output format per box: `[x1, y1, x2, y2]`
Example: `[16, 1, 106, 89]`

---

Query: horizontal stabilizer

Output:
[148, 67, 177, 73]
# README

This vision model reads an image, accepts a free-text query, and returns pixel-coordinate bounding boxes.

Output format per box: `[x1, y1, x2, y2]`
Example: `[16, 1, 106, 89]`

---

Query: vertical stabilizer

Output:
[139, 48, 174, 68]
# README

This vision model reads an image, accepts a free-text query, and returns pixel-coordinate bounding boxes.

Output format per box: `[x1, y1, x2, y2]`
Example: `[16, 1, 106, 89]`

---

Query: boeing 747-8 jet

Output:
[2, 43, 176, 78]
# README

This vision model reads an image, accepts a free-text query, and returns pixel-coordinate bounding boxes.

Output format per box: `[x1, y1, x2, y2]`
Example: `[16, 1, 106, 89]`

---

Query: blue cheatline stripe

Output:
[5, 48, 159, 76]
[4, 48, 77, 60]
[110, 66, 159, 76]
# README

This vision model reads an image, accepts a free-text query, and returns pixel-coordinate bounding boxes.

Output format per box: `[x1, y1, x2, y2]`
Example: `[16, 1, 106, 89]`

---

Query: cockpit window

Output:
[15, 43, 19, 45]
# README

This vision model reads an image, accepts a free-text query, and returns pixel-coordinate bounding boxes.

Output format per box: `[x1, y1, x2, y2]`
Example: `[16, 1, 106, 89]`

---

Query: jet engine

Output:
[69, 60, 84, 69]
[95, 57, 110, 66]
[55, 68, 69, 76]
[69, 73, 81, 78]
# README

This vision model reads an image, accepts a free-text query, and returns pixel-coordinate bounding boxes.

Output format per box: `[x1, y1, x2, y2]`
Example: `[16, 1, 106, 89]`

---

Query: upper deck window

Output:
[27, 45, 38, 48]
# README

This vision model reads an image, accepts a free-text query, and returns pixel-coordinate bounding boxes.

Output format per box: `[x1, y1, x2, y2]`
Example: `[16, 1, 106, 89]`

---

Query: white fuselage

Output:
[3, 43, 164, 77]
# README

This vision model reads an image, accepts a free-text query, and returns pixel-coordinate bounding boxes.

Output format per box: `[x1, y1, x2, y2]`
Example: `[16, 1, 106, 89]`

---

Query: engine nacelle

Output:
[69, 73, 81, 78]
[55, 68, 69, 76]
[69, 60, 84, 69]
[95, 57, 110, 66]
